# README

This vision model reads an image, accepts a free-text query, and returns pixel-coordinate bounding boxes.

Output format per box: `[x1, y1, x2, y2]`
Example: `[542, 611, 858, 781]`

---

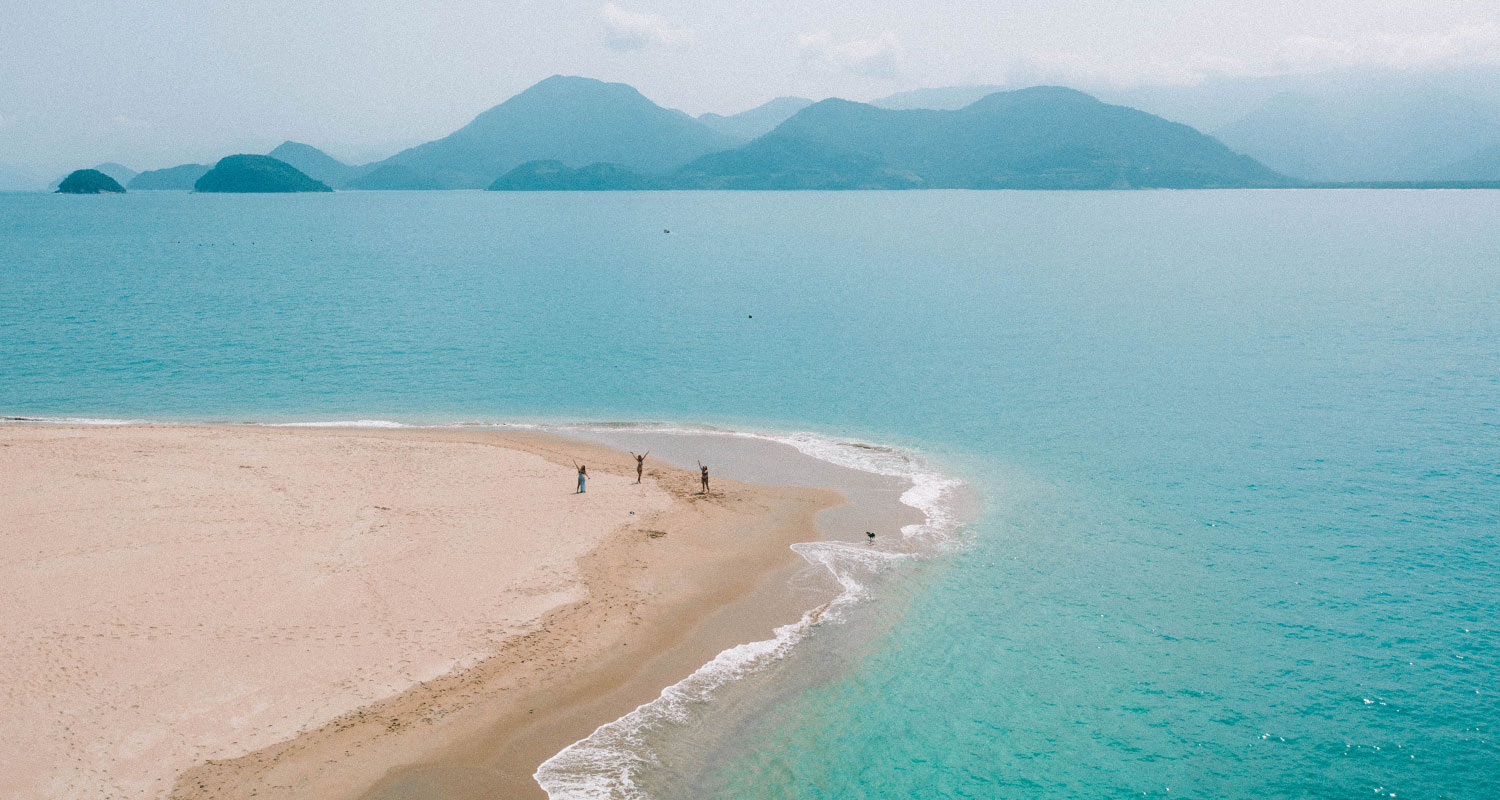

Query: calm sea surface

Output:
[3, 190, 1497, 798]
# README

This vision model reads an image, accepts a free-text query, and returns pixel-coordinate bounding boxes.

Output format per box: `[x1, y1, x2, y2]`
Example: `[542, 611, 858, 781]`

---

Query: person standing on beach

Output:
[631, 451, 649, 483]
[576, 464, 587, 494]
[698, 462, 709, 494]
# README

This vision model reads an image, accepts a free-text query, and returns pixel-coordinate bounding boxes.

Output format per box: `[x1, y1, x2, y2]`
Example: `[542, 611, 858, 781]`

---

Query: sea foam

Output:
[262, 419, 410, 428]
[530, 425, 965, 800]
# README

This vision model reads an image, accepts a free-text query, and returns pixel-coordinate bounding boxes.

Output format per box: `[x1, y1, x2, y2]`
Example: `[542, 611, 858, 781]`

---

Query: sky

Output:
[3, 0, 1499, 173]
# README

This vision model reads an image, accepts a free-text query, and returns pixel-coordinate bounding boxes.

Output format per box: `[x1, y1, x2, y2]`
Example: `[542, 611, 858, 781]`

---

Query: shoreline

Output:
[0, 422, 852, 800]
[0, 417, 960, 798]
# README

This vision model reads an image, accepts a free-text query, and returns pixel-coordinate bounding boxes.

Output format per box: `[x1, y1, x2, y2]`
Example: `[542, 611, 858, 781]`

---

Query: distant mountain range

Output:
[873, 73, 1500, 184]
[478, 85, 1285, 190]
[673, 87, 1286, 189]
[221, 78, 1289, 191]
[697, 97, 814, 140]
[489, 160, 654, 190]
[40, 72, 1500, 191]
[362, 75, 736, 188]
[1213, 87, 1500, 182]
[267, 141, 368, 188]
[871, 85, 1009, 111]
[128, 163, 210, 190]
[91, 163, 138, 186]
[673, 134, 921, 190]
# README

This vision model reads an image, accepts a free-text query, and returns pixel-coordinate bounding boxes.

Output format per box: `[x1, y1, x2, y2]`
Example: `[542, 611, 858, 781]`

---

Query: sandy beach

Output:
[0, 424, 841, 800]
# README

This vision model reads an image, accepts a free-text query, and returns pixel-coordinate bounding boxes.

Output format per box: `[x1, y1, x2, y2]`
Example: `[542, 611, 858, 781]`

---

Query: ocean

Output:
[3, 189, 1497, 798]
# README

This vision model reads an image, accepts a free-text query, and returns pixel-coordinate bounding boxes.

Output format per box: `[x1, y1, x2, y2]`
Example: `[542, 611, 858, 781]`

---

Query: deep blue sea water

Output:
[3, 190, 1498, 798]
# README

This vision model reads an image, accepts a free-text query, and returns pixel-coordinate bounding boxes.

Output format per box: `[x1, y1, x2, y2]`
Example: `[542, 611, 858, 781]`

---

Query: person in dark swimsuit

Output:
[631, 451, 649, 484]
[698, 462, 709, 494]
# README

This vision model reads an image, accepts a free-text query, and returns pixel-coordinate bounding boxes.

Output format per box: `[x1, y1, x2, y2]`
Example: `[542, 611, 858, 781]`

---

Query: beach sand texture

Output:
[0, 425, 839, 800]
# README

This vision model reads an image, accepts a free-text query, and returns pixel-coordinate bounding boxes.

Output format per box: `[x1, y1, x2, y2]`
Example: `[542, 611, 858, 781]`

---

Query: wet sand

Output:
[0, 424, 841, 800]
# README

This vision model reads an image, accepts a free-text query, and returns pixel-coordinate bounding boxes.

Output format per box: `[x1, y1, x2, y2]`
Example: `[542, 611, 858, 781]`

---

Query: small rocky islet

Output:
[55, 169, 126, 194]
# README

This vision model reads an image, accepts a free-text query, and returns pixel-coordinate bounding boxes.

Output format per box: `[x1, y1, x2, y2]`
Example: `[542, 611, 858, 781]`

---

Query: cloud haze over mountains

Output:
[798, 32, 905, 79]
[2, 1, 1499, 180]
[601, 3, 693, 51]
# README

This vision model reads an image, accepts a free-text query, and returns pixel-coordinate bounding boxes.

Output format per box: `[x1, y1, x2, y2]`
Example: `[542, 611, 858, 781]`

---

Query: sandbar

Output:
[0, 424, 841, 800]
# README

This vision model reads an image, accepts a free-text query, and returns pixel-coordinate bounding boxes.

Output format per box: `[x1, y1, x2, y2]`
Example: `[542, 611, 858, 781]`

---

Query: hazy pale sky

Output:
[3, 0, 1499, 171]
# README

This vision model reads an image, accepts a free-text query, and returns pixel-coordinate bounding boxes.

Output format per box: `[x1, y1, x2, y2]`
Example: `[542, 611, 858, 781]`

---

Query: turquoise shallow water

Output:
[3, 190, 1498, 797]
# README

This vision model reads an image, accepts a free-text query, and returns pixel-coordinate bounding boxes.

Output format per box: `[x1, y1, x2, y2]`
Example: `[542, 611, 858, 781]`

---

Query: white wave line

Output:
[530, 424, 965, 800]
[533, 542, 911, 800]
[260, 419, 409, 428]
